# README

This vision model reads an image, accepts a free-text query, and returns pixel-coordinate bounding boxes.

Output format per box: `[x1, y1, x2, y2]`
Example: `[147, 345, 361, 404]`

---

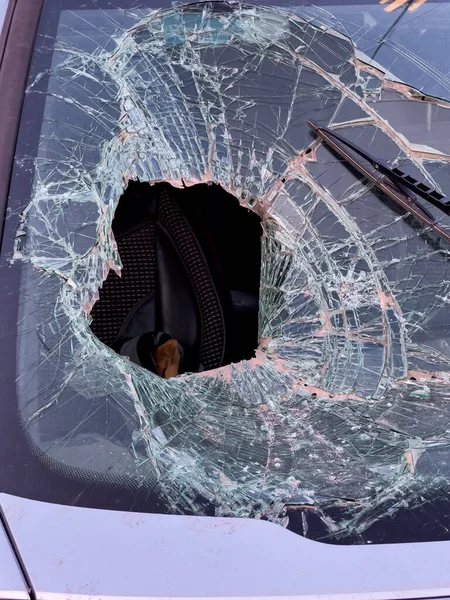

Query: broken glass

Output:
[3, 0, 450, 543]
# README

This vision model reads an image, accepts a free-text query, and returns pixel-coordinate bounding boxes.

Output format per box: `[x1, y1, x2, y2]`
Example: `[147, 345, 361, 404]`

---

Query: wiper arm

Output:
[308, 120, 450, 245]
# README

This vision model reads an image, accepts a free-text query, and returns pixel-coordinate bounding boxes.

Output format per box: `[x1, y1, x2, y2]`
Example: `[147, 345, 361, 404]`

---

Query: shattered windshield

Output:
[2, 0, 450, 544]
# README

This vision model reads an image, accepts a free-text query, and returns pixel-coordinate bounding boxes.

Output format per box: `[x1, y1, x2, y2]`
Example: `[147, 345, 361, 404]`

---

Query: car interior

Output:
[89, 181, 262, 377]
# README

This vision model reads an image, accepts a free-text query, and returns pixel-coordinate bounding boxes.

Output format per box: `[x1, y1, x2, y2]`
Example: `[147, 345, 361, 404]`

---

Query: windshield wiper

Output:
[308, 120, 450, 245]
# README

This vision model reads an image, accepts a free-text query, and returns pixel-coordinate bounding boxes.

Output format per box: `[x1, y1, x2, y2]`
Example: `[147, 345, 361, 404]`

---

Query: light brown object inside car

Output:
[154, 339, 181, 379]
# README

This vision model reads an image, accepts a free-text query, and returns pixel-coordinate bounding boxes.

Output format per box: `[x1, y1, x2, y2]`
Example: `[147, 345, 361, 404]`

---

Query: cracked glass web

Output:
[7, 0, 450, 542]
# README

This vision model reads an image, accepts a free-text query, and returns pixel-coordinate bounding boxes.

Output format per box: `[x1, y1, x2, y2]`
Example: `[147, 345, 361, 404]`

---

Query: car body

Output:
[1, 0, 450, 598]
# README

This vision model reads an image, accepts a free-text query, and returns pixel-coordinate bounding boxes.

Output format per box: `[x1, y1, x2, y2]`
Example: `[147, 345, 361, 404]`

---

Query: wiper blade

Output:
[308, 120, 450, 245]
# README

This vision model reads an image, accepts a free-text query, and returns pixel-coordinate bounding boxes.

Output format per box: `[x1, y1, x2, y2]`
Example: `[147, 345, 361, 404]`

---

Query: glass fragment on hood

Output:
[12, 2, 450, 541]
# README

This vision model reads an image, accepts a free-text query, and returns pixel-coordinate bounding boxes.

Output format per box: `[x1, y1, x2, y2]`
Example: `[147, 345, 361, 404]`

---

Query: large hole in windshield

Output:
[89, 181, 262, 377]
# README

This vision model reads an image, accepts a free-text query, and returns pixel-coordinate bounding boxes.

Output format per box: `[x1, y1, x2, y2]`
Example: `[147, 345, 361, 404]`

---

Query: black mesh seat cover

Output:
[90, 183, 232, 372]
[90, 220, 156, 347]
